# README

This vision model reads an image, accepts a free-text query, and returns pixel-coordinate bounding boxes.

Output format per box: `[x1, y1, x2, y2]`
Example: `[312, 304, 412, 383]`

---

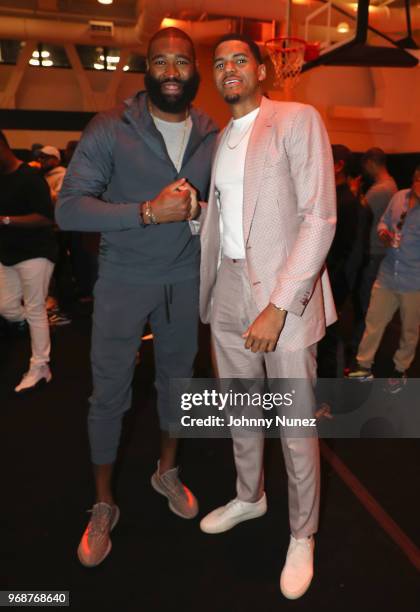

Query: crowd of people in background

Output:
[0, 132, 101, 390]
[0, 131, 57, 392]
[0, 131, 419, 395]
[316, 145, 420, 395]
[347, 161, 420, 392]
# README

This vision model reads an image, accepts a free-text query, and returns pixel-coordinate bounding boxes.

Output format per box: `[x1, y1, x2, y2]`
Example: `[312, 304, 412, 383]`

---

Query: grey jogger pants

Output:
[88, 275, 199, 465]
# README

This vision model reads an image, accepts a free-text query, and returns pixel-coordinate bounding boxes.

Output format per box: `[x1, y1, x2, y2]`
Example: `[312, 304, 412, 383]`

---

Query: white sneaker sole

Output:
[280, 537, 314, 600]
[280, 574, 313, 600]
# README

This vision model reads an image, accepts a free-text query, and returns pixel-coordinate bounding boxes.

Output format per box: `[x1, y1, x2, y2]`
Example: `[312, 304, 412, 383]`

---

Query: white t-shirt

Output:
[153, 115, 193, 172]
[215, 107, 260, 259]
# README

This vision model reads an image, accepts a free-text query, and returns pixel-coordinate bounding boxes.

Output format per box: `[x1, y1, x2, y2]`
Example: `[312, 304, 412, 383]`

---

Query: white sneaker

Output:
[200, 494, 267, 534]
[280, 535, 315, 600]
[15, 364, 52, 393]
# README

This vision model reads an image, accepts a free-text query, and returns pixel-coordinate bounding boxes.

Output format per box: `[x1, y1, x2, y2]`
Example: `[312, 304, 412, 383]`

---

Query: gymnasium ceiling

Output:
[0, 1, 418, 51]
[0, 1, 417, 27]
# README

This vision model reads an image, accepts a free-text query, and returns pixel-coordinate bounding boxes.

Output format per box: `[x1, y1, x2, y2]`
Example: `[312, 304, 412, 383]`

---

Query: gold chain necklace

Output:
[226, 120, 254, 150]
[149, 101, 189, 171]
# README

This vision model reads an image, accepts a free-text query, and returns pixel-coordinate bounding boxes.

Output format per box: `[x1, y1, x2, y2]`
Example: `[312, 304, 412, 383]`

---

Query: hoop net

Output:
[265, 37, 306, 90]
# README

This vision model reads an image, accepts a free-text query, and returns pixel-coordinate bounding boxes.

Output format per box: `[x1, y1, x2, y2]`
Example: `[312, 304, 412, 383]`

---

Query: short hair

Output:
[332, 144, 353, 176]
[214, 33, 263, 65]
[362, 147, 387, 167]
[148, 27, 195, 61]
[0, 130, 9, 148]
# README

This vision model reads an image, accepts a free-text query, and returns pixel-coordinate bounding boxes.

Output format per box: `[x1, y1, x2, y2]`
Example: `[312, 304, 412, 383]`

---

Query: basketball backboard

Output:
[301, 0, 418, 70]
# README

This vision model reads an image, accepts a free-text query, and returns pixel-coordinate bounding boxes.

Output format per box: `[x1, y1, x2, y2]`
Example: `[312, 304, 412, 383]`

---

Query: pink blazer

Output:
[200, 96, 337, 351]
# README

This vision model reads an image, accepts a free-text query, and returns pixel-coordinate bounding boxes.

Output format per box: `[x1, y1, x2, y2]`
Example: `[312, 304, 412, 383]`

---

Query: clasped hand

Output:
[149, 178, 199, 224]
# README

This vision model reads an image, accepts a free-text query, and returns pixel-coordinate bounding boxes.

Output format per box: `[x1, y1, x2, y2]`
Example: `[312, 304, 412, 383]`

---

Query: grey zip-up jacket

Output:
[56, 91, 218, 285]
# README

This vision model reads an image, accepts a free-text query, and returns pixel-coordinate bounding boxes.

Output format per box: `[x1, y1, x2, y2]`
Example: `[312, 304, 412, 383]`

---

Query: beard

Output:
[145, 71, 200, 114]
[224, 93, 240, 105]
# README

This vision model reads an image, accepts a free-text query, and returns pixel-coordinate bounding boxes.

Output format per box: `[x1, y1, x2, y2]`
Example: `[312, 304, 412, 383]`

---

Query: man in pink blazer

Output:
[199, 34, 336, 600]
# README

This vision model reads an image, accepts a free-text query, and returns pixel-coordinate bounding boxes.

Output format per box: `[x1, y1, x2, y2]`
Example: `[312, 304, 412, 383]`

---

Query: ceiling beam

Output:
[0, 41, 37, 109]
[37, 0, 58, 10]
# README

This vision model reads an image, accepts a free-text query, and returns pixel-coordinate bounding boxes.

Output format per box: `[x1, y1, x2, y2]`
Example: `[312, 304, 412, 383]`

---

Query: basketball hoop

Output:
[265, 37, 307, 90]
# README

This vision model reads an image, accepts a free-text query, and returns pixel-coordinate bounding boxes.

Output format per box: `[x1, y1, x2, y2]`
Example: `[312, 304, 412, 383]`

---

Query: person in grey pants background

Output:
[56, 27, 218, 567]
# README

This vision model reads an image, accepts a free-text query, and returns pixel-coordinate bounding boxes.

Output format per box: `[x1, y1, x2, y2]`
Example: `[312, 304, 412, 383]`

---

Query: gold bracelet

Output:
[143, 200, 158, 225]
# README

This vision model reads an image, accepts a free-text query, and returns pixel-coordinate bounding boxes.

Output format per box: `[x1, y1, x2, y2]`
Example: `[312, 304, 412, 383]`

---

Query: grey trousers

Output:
[89, 275, 199, 465]
[211, 258, 320, 539]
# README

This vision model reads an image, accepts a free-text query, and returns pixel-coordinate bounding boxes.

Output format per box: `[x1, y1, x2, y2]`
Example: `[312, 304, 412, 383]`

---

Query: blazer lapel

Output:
[243, 98, 277, 243]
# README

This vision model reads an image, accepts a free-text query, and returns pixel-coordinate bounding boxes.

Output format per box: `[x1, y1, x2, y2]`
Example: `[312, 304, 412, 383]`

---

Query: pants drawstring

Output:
[164, 284, 173, 323]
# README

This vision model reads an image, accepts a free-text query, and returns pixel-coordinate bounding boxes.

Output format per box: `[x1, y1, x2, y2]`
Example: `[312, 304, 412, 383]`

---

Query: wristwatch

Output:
[1, 216, 11, 225]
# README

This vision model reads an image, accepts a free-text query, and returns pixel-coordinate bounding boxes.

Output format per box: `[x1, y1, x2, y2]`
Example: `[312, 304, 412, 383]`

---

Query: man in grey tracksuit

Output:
[56, 28, 217, 567]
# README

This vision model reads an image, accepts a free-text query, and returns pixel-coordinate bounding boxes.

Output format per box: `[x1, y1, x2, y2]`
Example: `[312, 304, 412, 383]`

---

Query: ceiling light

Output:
[94, 62, 105, 70]
[33, 50, 50, 58]
[161, 18, 177, 28]
[29, 57, 53, 67]
[337, 22, 350, 34]
[97, 1, 113, 5]
[99, 54, 120, 63]
[123, 65, 129, 72]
